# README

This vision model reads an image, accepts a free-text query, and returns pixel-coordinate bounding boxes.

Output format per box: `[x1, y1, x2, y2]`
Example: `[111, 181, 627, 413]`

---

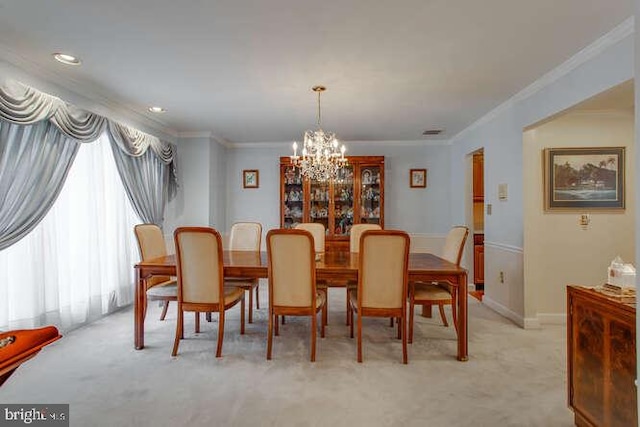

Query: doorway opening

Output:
[471, 149, 484, 300]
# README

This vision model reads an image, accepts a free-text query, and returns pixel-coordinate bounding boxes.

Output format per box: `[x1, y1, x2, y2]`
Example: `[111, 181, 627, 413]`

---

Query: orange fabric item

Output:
[0, 326, 61, 373]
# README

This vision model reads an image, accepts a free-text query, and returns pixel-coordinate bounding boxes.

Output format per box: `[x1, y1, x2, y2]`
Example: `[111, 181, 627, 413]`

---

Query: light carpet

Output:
[1, 286, 573, 427]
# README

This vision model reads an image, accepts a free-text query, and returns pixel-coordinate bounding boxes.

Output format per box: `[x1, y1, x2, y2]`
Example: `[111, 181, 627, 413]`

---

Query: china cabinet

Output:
[280, 156, 384, 251]
[567, 285, 636, 427]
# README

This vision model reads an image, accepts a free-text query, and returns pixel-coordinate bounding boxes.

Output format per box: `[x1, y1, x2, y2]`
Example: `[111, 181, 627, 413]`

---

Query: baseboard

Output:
[482, 296, 528, 329]
[522, 317, 541, 329]
[536, 313, 567, 325]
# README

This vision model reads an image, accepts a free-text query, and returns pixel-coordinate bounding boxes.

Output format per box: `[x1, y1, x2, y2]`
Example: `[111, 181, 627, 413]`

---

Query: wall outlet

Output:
[499, 271, 505, 283]
[579, 213, 590, 230]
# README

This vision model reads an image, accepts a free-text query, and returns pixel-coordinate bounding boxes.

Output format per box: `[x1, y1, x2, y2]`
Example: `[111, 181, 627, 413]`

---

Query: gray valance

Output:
[0, 79, 178, 250]
[0, 81, 63, 124]
[0, 80, 176, 172]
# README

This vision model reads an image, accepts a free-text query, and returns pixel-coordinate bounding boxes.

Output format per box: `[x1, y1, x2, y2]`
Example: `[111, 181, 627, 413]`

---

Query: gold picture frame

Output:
[410, 169, 426, 188]
[543, 147, 625, 210]
[243, 170, 259, 188]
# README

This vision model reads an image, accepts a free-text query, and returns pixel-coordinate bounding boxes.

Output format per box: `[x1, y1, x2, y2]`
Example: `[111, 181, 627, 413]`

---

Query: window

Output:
[0, 134, 140, 331]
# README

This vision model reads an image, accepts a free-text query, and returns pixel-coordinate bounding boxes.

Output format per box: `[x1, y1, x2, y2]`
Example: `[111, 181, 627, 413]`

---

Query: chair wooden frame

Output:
[348, 230, 410, 364]
[266, 229, 326, 362]
[408, 226, 469, 343]
[134, 224, 177, 321]
[346, 224, 382, 326]
[173, 227, 245, 357]
[224, 222, 262, 323]
[294, 223, 328, 325]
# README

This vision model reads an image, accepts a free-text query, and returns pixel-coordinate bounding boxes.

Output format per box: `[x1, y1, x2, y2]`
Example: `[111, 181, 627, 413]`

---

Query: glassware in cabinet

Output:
[309, 179, 330, 233]
[282, 165, 304, 229]
[359, 165, 382, 225]
[332, 165, 354, 236]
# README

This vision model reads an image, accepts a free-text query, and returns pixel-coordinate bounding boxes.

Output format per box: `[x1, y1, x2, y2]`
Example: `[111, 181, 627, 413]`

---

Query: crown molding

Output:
[227, 139, 451, 149]
[229, 141, 291, 149]
[0, 44, 179, 141]
[348, 139, 451, 147]
[451, 16, 634, 144]
[177, 131, 213, 139]
[177, 131, 232, 148]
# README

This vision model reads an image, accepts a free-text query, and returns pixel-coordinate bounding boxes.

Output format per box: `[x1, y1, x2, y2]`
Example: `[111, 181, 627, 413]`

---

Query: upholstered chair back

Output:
[174, 227, 224, 305]
[294, 223, 325, 253]
[349, 224, 382, 252]
[135, 224, 171, 288]
[267, 229, 316, 308]
[135, 224, 167, 260]
[358, 230, 410, 309]
[229, 222, 262, 251]
[442, 226, 469, 266]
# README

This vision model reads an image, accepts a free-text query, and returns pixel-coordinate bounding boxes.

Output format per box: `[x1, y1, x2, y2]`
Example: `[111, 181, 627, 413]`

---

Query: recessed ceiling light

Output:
[53, 53, 81, 65]
[148, 106, 166, 113]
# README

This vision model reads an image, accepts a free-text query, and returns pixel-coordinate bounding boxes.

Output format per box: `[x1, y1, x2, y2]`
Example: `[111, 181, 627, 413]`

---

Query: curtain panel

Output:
[0, 79, 178, 249]
[0, 121, 79, 250]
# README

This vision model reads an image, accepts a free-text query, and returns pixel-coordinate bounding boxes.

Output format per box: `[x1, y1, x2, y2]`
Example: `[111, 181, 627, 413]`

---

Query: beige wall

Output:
[523, 111, 635, 323]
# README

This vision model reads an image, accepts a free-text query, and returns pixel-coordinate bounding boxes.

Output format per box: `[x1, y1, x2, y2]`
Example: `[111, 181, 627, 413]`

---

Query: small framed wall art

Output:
[243, 169, 259, 189]
[410, 168, 427, 188]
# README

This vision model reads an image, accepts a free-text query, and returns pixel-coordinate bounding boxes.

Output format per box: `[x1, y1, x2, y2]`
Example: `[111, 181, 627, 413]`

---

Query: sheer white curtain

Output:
[0, 133, 140, 331]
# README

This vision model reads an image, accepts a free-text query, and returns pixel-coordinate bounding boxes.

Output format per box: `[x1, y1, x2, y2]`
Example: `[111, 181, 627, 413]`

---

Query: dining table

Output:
[134, 250, 469, 361]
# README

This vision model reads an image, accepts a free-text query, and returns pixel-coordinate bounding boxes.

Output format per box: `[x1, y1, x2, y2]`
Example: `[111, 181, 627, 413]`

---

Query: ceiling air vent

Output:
[422, 129, 443, 136]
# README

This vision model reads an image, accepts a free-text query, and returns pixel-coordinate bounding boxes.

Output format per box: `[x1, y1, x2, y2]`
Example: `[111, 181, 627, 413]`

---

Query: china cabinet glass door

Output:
[332, 165, 354, 236]
[309, 180, 330, 233]
[282, 166, 304, 229]
[359, 165, 382, 225]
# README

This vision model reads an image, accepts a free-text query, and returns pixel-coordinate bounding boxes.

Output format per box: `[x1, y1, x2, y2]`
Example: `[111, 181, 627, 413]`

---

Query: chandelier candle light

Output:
[290, 86, 347, 182]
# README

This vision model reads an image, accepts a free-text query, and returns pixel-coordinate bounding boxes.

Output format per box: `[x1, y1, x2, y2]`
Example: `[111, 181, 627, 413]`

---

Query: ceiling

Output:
[0, 0, 633, 144]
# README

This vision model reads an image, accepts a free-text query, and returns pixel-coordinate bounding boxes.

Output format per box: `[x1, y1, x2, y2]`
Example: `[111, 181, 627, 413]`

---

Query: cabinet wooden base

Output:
[567, 285, 636, 427]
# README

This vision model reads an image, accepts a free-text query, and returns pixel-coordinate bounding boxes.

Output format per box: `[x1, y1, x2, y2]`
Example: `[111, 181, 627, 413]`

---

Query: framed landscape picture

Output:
[544, 147, 625, 210]
[243, 170, 259, 188]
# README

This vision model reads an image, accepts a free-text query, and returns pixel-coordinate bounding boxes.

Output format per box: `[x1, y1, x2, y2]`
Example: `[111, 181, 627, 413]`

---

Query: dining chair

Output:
[224, 222, 262, 323]
[134, 224, 177, 321]
[408, 226, 469, 343]
[172, 227, 245, 357]
[346, 224, 382, 325]
[348, 230, 410, 363]
[266, 229, 326, 362]
[294, 223, 328, 325]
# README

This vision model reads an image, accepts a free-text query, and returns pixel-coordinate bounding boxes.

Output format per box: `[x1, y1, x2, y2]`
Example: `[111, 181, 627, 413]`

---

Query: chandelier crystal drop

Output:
[290, 86, 347, 182]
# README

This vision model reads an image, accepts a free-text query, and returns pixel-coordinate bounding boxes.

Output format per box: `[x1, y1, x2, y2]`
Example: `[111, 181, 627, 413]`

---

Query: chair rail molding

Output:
[484, 240, 523, 254]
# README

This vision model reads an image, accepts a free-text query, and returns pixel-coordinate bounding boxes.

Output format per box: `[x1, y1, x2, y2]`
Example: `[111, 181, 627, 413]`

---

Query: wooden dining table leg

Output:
[457, 272, 468, 361]
[421, 304, 433, 318]
[135, 268, 145, 350]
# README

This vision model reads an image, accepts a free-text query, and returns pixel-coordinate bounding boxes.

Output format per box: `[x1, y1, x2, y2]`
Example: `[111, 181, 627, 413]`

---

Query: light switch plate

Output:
[498, 183, 508, 200]
[487, 204, 492, 215]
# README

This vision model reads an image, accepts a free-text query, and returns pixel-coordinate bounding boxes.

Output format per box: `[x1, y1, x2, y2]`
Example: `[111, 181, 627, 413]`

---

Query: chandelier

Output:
[290, 85, 347, 182]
